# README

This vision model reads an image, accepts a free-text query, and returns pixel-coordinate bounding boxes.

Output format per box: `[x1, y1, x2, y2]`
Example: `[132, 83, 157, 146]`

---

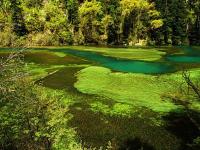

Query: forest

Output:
[0, 0, 199, 46]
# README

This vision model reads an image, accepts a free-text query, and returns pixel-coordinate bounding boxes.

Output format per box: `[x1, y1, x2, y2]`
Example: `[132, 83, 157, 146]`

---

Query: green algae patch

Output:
[102, 49, 165, 61]
[41, 87, 74, 105]
[90, 101, 135, 117]
[75, 66, 184, 113]
[190, 102, 200, 112]
[90, 101, 110, 114]
[23, 50, 89, 65]
[112, 103, 134, 116]
[53, 52, 67, 57]
[56, 46, 166, 61]
[25, 63, 66, 80]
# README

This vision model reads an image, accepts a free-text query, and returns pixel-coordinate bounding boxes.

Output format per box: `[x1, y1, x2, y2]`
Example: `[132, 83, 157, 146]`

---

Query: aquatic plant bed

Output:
[1, 46, 200, 149]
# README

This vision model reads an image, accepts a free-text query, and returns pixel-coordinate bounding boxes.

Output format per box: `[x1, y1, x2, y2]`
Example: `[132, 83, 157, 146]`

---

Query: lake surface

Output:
[59, 49, 174, 74]
[1, 46, 200, 74]
[54, 46, 200, 74]
[166, 46, 200, 63]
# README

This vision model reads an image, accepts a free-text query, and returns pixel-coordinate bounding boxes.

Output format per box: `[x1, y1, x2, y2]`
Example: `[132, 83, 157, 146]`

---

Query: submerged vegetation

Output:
[74, 66, 200, 113]
[1, 47, 200, 149]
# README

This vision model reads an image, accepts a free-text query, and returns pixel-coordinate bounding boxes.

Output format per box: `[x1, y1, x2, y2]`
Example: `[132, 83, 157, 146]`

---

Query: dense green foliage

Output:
[0, 53, 80, 150]
[152, 0, 200, 45]
[0, 0, 199, 46]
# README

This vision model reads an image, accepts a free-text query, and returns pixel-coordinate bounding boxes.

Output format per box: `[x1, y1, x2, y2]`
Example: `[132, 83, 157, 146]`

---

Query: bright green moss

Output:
[102, 50, 165, 61]
[90, 101, 110, 114]
[30, 50, 67, 57]
[25, 63, 66, 80]
[52, 46, 166, 61]
[53, 52, 67, 57]
[90, 101, 136, 117]
[190, 102, 200, 111]
[75, 66, 189, 113]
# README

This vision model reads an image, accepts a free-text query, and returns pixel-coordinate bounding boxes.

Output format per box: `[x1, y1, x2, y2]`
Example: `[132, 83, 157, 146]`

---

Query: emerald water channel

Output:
[54, 46, 200, 74]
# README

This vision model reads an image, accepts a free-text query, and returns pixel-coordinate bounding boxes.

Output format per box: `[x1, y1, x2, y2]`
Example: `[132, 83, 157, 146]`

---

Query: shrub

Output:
[0, 52, 77, 149]
[27, 31, 60, 46]
[58, 31, 73, 45]
[0, 27, 17, 47]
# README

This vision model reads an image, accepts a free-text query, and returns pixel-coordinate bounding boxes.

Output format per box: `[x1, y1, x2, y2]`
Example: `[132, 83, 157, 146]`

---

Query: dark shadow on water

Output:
[36, 67, 83, 91]
[163, 110, 200, 150]
[119, 138, 155, 150]
[69, 102, 180, 150]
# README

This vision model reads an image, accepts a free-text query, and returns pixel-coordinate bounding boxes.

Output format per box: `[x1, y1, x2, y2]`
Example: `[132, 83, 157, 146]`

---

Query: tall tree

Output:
[99, 0, 121, 44]
[187, 0, 200, 45]
[153, 0, 189, 45]
[10, 0, 27, 36]
[120, 0, 163, 45]
[78, 0, 103, 44]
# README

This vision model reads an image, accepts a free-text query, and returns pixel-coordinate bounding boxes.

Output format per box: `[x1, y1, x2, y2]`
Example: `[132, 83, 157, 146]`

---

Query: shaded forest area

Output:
[0, 0, 199, 47]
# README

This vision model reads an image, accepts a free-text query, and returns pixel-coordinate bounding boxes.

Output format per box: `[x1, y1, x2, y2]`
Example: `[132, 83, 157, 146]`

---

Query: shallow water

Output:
[53, 46, 200, 74]
[167, 56, 200, 63]
[166, 46, 200, 63]
[59, 49, 175, 74]
[1, 47, 200, 149]
[1, 46, 200, 74]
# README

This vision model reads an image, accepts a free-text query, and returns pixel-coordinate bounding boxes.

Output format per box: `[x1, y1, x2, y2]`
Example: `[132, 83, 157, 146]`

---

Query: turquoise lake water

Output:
[166, 47, 200, 63]
[1, 46, 200, 74]
[60, 49, 174, 74]
[57, 46, 200, 74]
